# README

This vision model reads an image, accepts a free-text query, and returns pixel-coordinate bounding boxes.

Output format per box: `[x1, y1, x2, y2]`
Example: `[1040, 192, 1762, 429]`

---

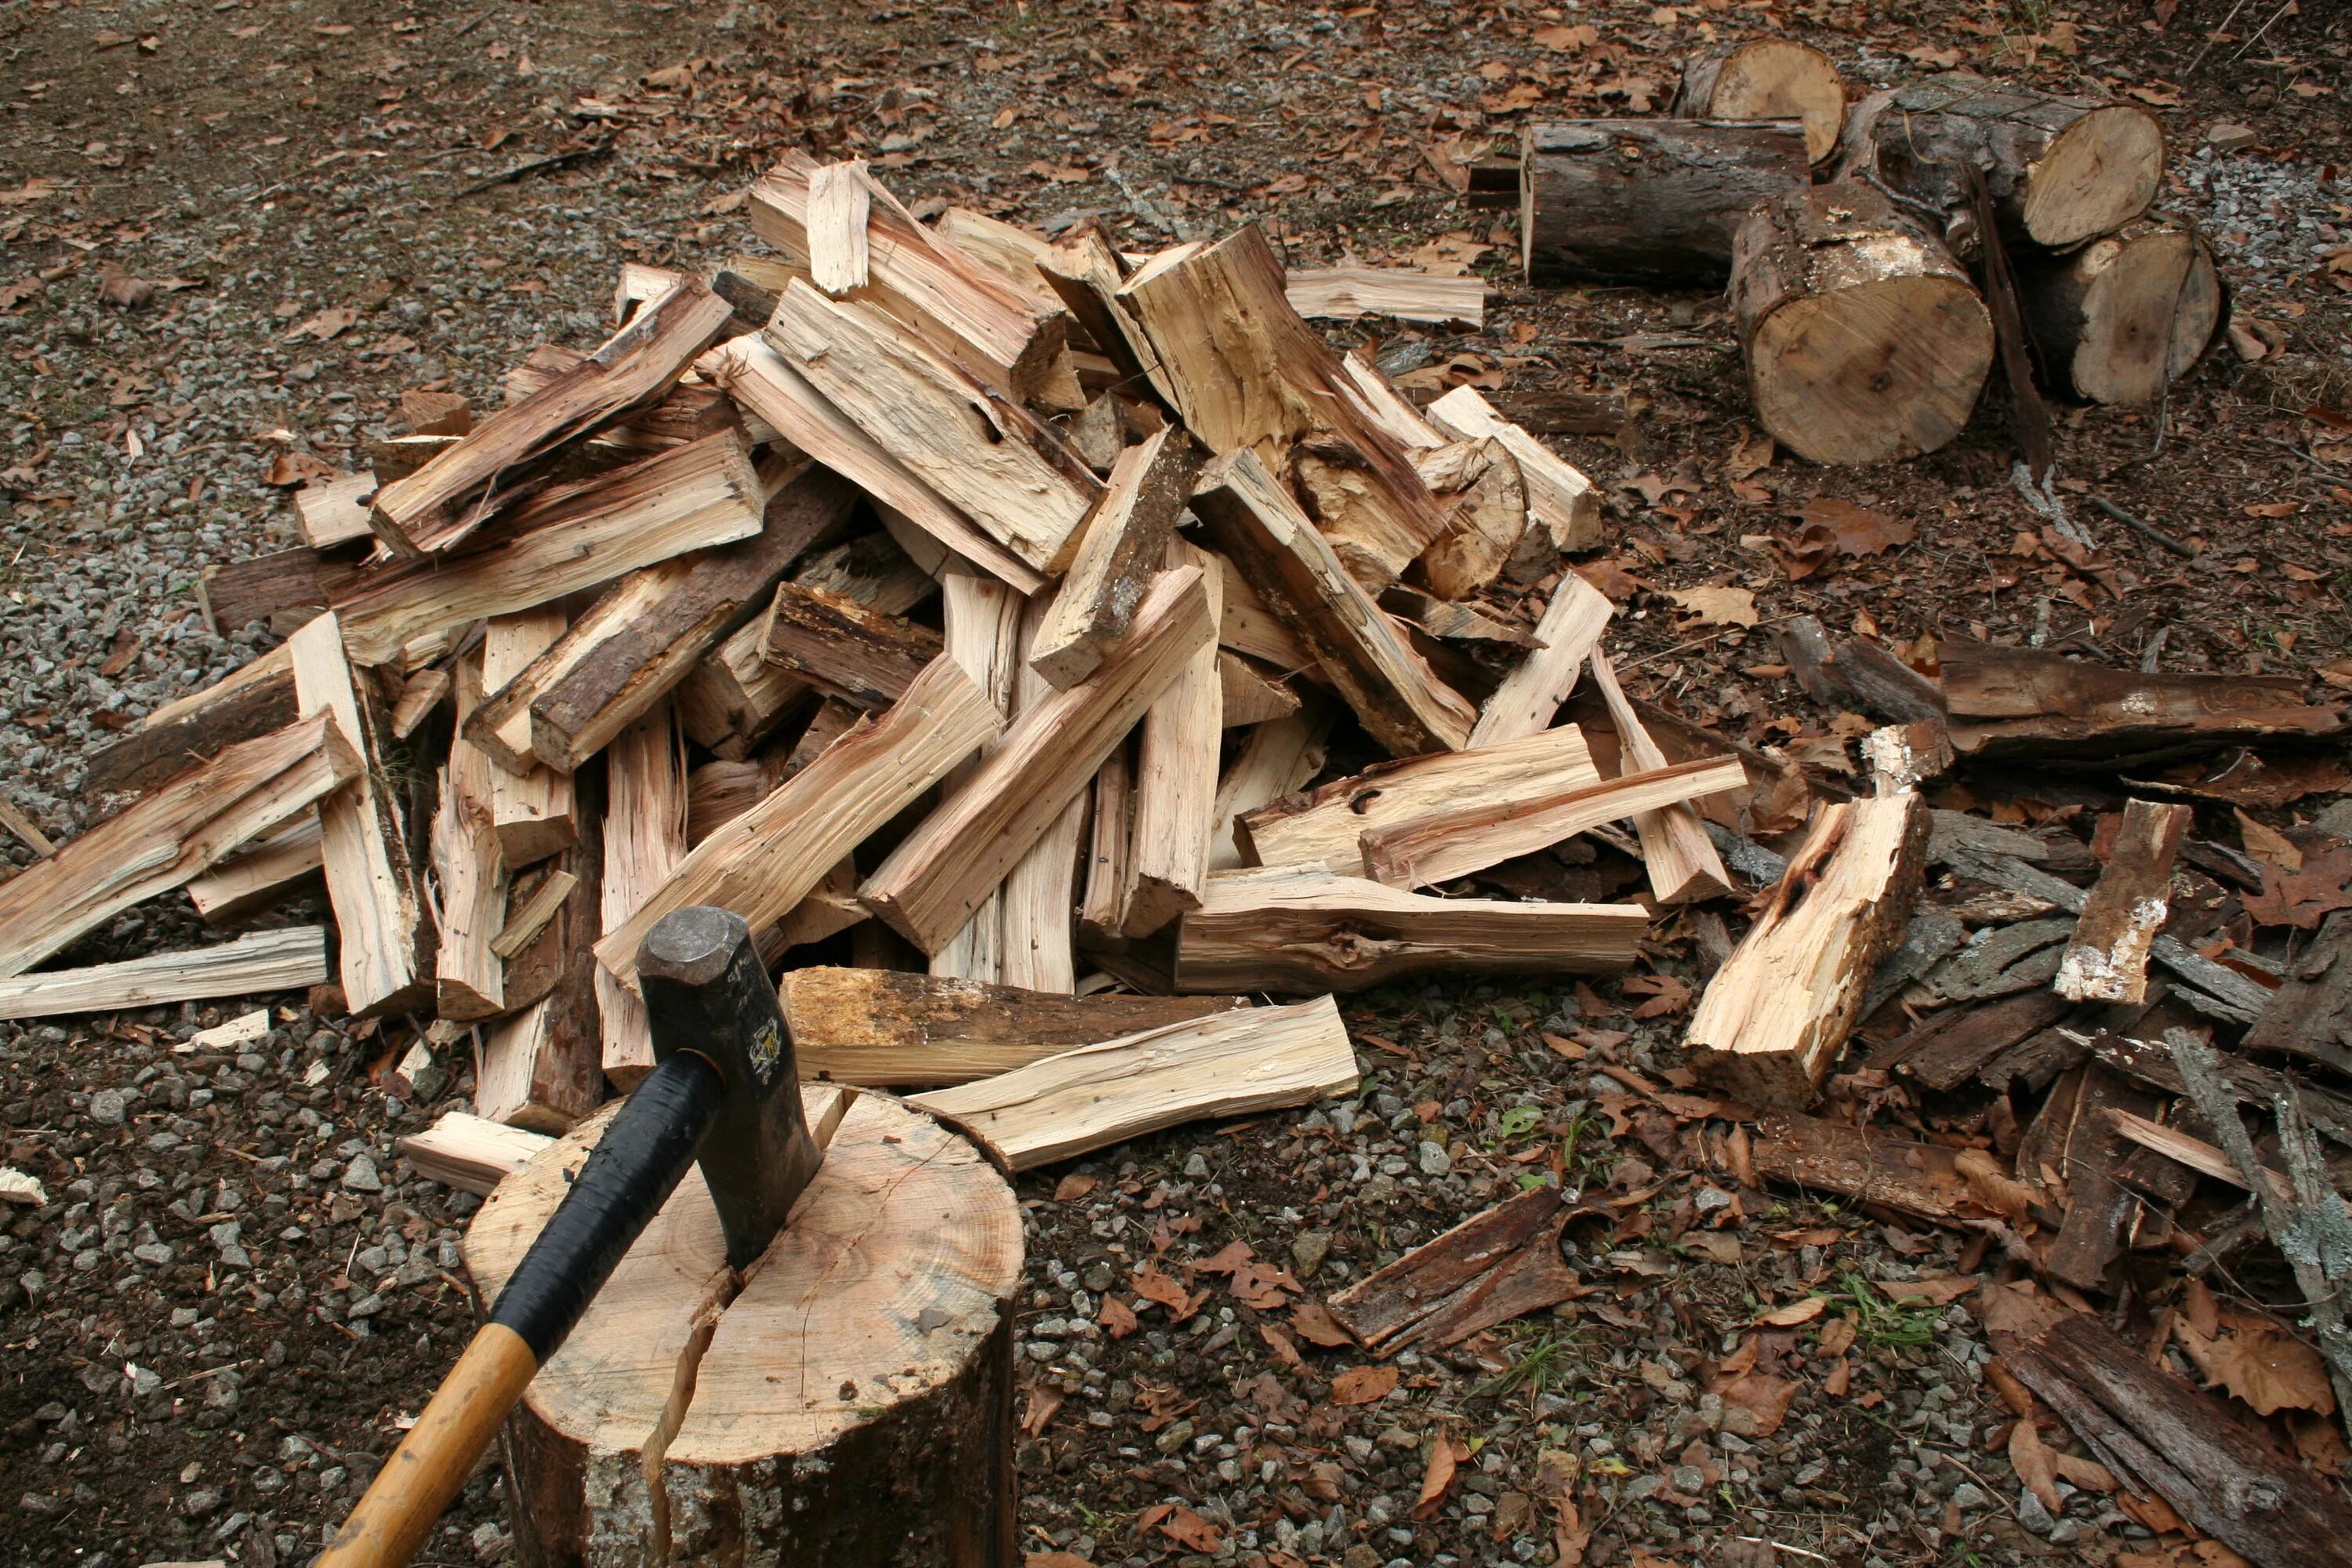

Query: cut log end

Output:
[2022, 220, 2220, 406]
[1681, 40, 1846, 164]
[2023, 105, 2166, 249]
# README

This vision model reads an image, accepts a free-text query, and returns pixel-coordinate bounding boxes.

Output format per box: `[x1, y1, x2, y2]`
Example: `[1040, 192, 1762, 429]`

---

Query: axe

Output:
[317, 907, 824, 1568]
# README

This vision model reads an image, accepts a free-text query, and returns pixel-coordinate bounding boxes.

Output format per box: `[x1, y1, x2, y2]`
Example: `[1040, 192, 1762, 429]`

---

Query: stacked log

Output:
[1519, 119, 1810, 286]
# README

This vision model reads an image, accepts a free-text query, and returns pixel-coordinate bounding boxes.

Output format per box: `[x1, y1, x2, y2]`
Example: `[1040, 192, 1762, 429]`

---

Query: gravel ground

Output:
[2, 2, 2348, 1566]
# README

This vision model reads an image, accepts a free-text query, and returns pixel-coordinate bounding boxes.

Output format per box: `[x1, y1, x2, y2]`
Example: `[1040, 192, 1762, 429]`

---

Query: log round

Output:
[464, 1092, 1023, 1568]
[1730, 184, 1995, 467]
[1675, 41, 1847, 165]
[1518, 119, 1809, 285]
[1838, 74, 2161, 249]
[2017, 216, 2221, 405]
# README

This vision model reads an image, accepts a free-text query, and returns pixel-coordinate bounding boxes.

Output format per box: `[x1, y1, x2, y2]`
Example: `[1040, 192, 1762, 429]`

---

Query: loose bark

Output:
[2243, 909, 2352, 1077]
[1026, 426, 1200, 691]
[1520, 118, 1809, 285]
[1875, 987, 2074, 1093]
[2054, 800, 2191, 1005]
[911, 995, 1357, 1169]
[1468, 573, 1614, 748]
[1363, 754, 1749, 891]
[1686, 793, 1929, 1106]
[1240, 723, 1599, 877]
[779, 966, 1243, 1086]
[860, 568, 1214, 956]
[1331, 1187, 1586, 1356]
[370, 276, 733, 555]
[2018, 216, 2222, 405]
[1675, 41, 1846, 163]
[0, 927, 329, 1023]
[1176, 866, 1647, 994]
[2044, 1064, 2187, 1291]
[1839, 74, 2163, 248]
[289, 612, 436, 1017]
[473, 1093, 1022, 1568]
[1730, 183, 1995, 466]
[1776, 616, 1948, 724]
[198, 546, 341, 634]
[1191, 448, 1475, 756]
[1749, 1109, 1988, 1228]
[1940, 639, 2341, 761]
[335, 429, 770, 666]
[597, 656, 1000, 989]
[1115, 224, 1455, 590]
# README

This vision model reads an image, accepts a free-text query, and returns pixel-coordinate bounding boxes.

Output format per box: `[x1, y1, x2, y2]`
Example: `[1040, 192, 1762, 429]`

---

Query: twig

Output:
[452, 143, 609, 200]
[2229, 0, 2299, 63]
[0, 793, 53, 858]
[2185, 0, 2254, 73]
[2085, 494, 2197, 558]
[2265, 437, 2343, 476]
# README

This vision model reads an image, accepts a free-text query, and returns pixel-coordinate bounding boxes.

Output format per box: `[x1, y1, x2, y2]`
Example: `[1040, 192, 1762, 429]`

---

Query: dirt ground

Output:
[2, 2, 2348, 1566]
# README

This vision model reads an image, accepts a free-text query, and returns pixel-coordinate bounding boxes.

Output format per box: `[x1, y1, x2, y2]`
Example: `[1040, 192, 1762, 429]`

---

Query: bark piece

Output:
[85, 644, 297, 797]
[1687, 793, 1929, 1106]
[1520, 118, 1809, 285]
[431, 656, 508, 1023]
[697, 332, 1044, 593]
[750, 148, 1072, 404]
[1026, 426, 1201, 691]
[1675, 41, 1846, 163]
[370, 275, 733, 555]
[0, 927, 329, 1023]
[597, 656, 1001, 989]
[911, 995, 1357, 1170]
[1377, 587, 1542, 649]
[2244, 909, 2352, 1077]
[1776, 616, 1948, 724]
[779, 967, 1243, 1086]
[1941, 640, 2340, 761]
[1731, 183, 1995, 466]
[595, 705, 687, 1090]
[1121, 543, 1226, 938]
[1587, 649, 1733, 904]
[1839, 75, 2164, 248]
[2009, 1314, 2352, 1568]
[760, 582, 946, 713]
[2055, 800, 2191, 1005]
[198, 546, 339, 633]
[765, 278, 1099, 575]
[480, 464, 858, 775]
[860, 568, 1214, 956]
[1191, 448, 1475, 756]
[1177, 866, 1647, 993]
[478, 608, 578, 868]
[2043, 1063, 2189, 1291]
[1115, 224, 1455, 590]
[334, 429, 770, 666]
[288, 612, 435, 1017]
[1749, 1109, 1980, 1227]
[472, 1092, 1022, 1567]
[2018, 216, 2222, 405]
[1425, 384, 1602, 556]
[1468, 573, 1614, 749]
[1876, 987, 2074, 1092]
[1331, 1187, 1584, 1355]
[1363, 754, 1749, 891]
[1240, 723, 1598, 877]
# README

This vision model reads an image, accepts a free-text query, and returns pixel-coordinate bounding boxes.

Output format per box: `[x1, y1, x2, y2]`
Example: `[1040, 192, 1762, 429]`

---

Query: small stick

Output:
[2085, 495, 2196, 558]
[0, 794, 53, 858]
[2184, 0, 2253, 73]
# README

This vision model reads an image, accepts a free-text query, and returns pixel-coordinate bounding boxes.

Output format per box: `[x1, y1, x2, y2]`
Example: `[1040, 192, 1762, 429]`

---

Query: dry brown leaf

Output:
[2236, 809, 2302, 870]
[1098, 1294, 1138, 1339]
[1815, 1317, 1857, 1358]
[1668, 585, 1758, 628]
[1882, 1274, 1981, 1307]
[1414, 1429, 1465, 1518]
[1955, 1149, 2035, 1223]
[1756, 1297, 1825, 1327]
[0, 176, 60, 205]
[1141, 1504, 1222, 1554]
[2176, 1316, 2337, 1416]
[1021, 1383, 1065, 1438]
[1052, 1172, 1098, 1202]
[2246, 843, 2352, 928]
[1330, 1363, 1400, 1406]
[2009, 1415, 2063, 1512]
[1717, 1372, 1797, 1435]
[1290, 1300, 1356, 1348]
[1259, 1322, 1305, 1370]
[1025, 1554, 1095, 1568]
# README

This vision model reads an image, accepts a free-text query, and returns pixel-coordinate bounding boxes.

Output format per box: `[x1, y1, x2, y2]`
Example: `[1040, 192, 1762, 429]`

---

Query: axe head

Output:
[637, 906, 822, 1271]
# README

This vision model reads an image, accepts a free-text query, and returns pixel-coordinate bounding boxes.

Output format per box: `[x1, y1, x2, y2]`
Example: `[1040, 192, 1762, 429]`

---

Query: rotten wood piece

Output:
[760, 581, 946, 713]
[369, 275, 733, 555]
[289, 612, 435, 1018]
[1522, 118, 1810, 286]
[1940, 640, 2341, 762]
[1687, 793, 1929, 1106]
[910, 994, 1357, 1170]
[0, 927, 329, 1023]
[779, 966, 1243, 1087]
[1176, 866, 1647, 994]
[2054, 800, 2191, 1005]
[1191, 448, 1475, 757]
[860, 566, 1214, 956]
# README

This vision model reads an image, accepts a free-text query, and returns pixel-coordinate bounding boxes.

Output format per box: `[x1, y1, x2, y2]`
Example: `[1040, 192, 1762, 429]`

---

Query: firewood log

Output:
[1519, 119, 1809, 285]
[1730, 183, 1995, 466]
[2017, 216, 2221, 405]
[1674, 40, 1846, 164]
[1838, 74, 2162, 249]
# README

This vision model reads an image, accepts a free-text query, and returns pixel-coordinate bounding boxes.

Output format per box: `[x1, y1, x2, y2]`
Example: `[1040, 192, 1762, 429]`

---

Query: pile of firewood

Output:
[1510, 42, 2223, 463]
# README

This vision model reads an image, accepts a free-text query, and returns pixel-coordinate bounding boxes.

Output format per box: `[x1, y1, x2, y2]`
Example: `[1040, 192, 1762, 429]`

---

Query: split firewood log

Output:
[1838, 74, 2162, 249]
[2016, 216, 2222, 405]
[1519, 119, 1809, 285]
[1673, 41, 1847, 164]
[1730, 183, 1995, 466]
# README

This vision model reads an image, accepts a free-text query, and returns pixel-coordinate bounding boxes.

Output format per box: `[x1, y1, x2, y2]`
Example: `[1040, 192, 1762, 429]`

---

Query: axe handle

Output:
[317, 1051, 724, 1568]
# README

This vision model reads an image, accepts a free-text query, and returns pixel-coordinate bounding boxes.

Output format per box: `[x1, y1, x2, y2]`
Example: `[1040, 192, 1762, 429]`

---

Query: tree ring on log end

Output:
[1695, 41, 1846, 164]
[2022, 105, 2165, 249]
[1747, 268, 1994, 466]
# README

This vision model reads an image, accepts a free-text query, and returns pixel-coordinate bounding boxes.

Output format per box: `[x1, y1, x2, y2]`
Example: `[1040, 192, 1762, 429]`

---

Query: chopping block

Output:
[463, 1088, 1023, 1568]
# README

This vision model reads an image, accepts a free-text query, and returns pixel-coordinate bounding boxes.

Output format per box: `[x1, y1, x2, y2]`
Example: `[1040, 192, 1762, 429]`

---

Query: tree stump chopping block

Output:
[1518, 119, 1809, 286]
[463, 1090, 1024, 1568]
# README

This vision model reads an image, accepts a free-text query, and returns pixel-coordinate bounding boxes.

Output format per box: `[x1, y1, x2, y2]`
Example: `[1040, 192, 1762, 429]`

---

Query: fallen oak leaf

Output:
[2176, 1314, 2338, 1416]
[1098, 1294, 1138, 1339]
[1667, 585, 1758, 628]
[1329, 1363, 1400, 1405]
[1290, 1299, 1355, 1348]
[2245, 843, 2352, 929]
